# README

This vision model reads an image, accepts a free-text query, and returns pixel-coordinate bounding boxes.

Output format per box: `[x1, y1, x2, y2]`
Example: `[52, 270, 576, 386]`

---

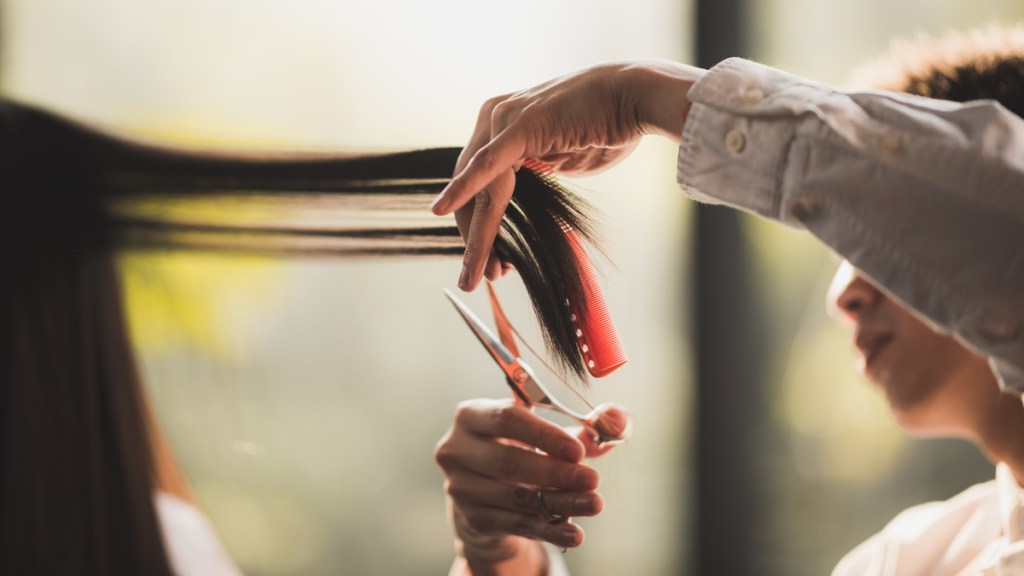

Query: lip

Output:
[855, 331, 893, 368]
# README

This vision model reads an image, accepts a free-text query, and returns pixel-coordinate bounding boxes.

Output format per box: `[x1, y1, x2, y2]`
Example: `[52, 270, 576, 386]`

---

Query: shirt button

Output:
[880, 133, 902, 155]
[740, 87, 764, 105]
[790, 198, 822, 220]
[980, 320, 1020, 340]
[725, 129, 747, 154]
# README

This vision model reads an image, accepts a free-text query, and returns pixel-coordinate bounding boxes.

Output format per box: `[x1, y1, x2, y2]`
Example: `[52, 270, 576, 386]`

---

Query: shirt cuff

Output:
[677, 57, 833, 225]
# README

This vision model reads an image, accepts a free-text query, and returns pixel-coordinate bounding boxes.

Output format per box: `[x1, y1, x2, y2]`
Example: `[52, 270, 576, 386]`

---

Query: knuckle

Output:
[480, 95, 505, 118]
[497, 447, 521, 477]
[512, 486, 537, 510]
[474, 189, 493, 210]
[453, 402, 475, 425]
[512, 513, 534, 537]
[491, 405, 519, 430]
[463, 231, 488, 262]
[533, 426, 552, 454]
[546, 462, 574, 488]
[445, 478, 469, 501]
[463, 237, 480, 259]
[433, 442, 457, 470]
[462, 508, 488, 531]
[491, 99, 514, 122]
[474, 145, 497, 172]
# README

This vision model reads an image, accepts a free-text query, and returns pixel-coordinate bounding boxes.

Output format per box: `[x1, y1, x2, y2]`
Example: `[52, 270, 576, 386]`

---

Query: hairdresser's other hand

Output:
[431, 60, 705, 291]
[435, 399, 627, 576]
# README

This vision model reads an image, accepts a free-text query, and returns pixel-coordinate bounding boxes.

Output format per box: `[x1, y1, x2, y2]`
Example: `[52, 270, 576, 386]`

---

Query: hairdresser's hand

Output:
[431, 59, 705, 291]
[435, 398, 630, 576]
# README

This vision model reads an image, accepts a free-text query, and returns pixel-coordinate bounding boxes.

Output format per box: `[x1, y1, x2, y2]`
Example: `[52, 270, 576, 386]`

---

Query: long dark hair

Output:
[0, 98, 603, 574]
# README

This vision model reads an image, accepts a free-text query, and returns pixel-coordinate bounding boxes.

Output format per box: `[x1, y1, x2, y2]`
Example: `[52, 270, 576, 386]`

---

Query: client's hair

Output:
[0, 98, 603, 575]
[852, 23, 1024, 115]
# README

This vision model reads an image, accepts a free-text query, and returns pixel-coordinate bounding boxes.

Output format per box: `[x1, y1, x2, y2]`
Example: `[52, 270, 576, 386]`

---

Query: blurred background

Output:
[2, 1, 1023, 574]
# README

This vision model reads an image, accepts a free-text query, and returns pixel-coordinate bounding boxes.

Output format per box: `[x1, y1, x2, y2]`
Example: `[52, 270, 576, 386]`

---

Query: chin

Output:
[891, 410, 944, 436]
[886, 386, 968, 438]
[875, 374, 948, 432]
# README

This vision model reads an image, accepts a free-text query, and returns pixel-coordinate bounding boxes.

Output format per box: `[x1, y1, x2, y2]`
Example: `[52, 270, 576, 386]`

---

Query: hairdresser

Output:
[430, 57, 1024, 575]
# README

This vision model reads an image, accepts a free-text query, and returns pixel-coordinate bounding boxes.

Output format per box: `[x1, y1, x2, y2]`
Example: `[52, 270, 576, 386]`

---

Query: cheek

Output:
[900, 325, 957, 378]
[886, 323, 980, 408]
[914, 329, 979, 378]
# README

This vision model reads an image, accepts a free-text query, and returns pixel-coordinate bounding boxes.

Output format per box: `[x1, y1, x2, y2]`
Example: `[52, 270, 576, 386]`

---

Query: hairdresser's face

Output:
[827, 261, 992, 433]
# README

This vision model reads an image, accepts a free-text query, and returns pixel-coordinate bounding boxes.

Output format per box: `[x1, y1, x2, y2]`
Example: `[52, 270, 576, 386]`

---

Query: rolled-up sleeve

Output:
[678, 58, 1024, 393]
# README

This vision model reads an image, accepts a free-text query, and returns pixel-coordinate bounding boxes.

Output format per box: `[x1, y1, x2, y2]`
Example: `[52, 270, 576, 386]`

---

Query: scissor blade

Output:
[443, 288, 516, 367]
[485, 282, 521, 358]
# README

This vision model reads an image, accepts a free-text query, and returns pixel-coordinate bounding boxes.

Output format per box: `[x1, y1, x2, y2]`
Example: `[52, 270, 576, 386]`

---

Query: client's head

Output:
[828, 23, 1024, 435]
[851, 23, 1024, 116]
[828, 262, 995, 434]
[0, 96, 609, 575]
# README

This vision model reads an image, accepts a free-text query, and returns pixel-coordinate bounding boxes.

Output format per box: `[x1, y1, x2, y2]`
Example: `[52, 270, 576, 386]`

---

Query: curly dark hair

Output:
[852, 24, 1024, 116]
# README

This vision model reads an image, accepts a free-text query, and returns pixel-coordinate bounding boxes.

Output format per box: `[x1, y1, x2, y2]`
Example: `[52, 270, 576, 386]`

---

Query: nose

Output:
[827, 261, 882, 321]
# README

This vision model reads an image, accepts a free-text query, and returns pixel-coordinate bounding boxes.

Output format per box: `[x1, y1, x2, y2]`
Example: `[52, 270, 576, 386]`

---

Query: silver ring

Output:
[537, 490, 566, 524]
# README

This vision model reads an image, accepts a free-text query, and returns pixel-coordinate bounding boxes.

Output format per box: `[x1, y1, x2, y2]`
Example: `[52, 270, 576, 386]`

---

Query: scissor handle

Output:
[578, 402, 633, 446]
[528, 400, 632, 447]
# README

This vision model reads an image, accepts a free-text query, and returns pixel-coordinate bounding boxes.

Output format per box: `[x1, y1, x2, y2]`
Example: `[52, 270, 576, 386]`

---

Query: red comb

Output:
[522, 158, 554, 174]
[563, 225, 627, 378]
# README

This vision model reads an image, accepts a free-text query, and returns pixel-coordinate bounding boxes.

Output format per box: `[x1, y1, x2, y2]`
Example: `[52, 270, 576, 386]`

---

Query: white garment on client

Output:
[833, 464, 1024, 575]
[155, 491, 242, 576]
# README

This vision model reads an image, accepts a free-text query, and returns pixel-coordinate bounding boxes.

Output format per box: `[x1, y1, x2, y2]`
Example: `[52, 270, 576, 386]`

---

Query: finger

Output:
[456, 506, 585, 549]
[519, 486, 603, 518]
[451, 223, 503, 289]
[448, 476, 603, 518]
[458, 169, 515, 291]
[431, 131, 526, 216]
[454, 400, 585, 462]
[453, 126, 495, 181]
[469, 437, 598, 490]
[449, 180, 509, 290]
[484, 252, 503, 282]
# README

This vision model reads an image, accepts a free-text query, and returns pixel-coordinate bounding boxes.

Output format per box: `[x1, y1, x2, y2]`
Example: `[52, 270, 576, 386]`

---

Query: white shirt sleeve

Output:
[678, 57, 1024, 393]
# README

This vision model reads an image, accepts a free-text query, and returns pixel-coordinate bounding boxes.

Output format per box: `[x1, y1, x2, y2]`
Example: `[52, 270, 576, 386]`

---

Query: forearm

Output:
[677, 57, 1024, 392]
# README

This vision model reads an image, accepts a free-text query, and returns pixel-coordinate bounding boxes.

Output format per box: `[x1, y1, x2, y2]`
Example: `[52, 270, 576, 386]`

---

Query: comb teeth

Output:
[562, 226, 627, 378]
[521, 158, 554, 174]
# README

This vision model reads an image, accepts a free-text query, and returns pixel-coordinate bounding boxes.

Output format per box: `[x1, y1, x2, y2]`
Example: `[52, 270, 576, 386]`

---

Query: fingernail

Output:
[458, 263, 471, 290]
[573, 468, 599, 490]
[573, 494, 600, 515]
[556, 526, 581, 548]
[558, 440, 583, 462]
[430, 190, 450, 214]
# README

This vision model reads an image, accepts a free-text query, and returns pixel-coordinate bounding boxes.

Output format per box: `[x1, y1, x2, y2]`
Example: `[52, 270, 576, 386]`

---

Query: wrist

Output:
[625, 60, 704, 144]
[459, 536, 549, 576]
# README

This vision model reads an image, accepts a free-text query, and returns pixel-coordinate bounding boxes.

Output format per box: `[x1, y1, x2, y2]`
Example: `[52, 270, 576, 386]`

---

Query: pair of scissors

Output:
[443, 283, 629, 446]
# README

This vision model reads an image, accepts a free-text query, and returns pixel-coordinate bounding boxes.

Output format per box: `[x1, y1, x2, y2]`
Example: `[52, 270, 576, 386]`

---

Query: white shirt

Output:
[677, 58, 1024, 394]
[832, 464, 1024, 575]
[155, 492, 242, 576]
